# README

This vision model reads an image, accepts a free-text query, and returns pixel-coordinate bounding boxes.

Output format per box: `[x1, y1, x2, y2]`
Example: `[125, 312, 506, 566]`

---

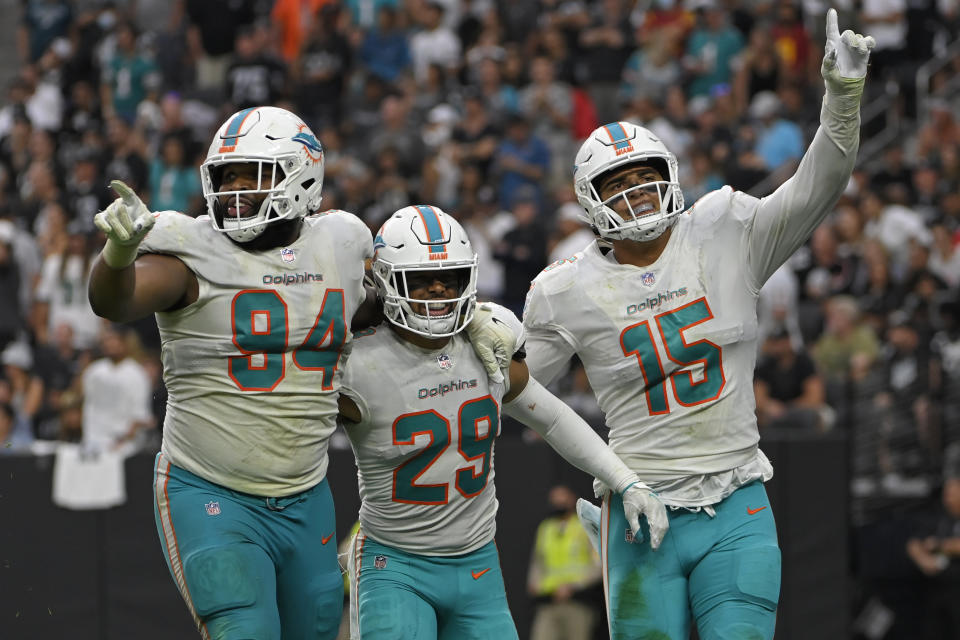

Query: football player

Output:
[512, 10, 874, 640]
[87, 106, 511, 640]
[338, 205, 667, 640]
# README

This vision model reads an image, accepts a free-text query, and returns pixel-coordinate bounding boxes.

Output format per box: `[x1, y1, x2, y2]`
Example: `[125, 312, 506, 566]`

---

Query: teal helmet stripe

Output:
[414, 205, 447, 253]
[218, 107, 257, 152]
[602, 121, 633, 153]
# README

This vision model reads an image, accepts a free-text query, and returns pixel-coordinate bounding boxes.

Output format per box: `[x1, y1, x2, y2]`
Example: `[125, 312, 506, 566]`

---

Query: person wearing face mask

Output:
[527, 485, 602, 640]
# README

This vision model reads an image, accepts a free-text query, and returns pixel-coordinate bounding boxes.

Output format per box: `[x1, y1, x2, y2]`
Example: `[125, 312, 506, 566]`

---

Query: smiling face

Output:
[215, 162, 282, 224]
[403, 269, 463, 319]
[594, 163, 664, 221]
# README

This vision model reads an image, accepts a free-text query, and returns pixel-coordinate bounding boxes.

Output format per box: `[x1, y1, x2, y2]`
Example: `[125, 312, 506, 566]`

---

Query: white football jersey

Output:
[139, 210, 372, 496]
[341, 307, 523, 556]
[524, 185, 829, 505]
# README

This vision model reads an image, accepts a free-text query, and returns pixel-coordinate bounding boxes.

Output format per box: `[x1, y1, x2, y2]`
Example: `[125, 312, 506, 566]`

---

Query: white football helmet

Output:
[372, 205, 478, 338]
[201, 106, 324, 243]
[574, 122, 683, 242]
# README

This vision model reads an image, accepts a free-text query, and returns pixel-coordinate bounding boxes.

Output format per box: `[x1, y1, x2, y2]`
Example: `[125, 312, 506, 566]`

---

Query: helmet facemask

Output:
[574, 122, 685, 243]
[375, 262, 478, 338]
[588, 160, 682, 242]
[203, 156, 303, 243]
[201, 107, 325, 244]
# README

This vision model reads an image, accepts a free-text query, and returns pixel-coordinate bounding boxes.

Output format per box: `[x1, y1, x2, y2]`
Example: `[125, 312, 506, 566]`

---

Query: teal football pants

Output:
[351, 532, 519, 640]
[153, 453, 344, 640]
[601, 481, 781, 640]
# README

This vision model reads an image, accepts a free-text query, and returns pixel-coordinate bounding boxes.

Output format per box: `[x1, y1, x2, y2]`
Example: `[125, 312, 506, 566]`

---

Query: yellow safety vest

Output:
[533, 516, 598, 596]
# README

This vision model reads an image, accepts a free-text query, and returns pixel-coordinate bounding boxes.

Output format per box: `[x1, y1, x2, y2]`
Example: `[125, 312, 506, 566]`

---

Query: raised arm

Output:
[746, 9, 875, 287]
[87, 181, 197, 322]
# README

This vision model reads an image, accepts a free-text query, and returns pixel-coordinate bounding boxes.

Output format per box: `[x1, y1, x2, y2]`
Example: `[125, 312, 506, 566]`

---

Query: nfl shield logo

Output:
[624, 528, 634, 543]
[437, 354, 452, 370]
[280, 247, 296, 263]
[205, 501, 221, 516]
[641, 271, 656, 286]
[374, 555, 387, 569]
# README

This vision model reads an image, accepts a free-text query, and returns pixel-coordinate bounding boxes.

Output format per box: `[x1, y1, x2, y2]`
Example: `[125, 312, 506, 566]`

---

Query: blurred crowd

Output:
[0, 0, 958, 633]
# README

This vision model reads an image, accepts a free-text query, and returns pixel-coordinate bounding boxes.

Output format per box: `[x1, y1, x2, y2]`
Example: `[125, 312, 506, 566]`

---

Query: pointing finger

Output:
[825, 8, 839, 42]
[110, 180, 140, 208]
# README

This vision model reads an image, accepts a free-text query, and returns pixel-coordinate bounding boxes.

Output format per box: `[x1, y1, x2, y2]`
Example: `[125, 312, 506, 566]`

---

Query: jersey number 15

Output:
[620, 297, 725, 415]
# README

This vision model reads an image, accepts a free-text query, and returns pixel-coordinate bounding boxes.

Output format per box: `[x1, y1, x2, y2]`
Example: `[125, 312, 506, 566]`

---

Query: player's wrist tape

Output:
[100, 239, 140, 269]
[823, 76, 865, 118]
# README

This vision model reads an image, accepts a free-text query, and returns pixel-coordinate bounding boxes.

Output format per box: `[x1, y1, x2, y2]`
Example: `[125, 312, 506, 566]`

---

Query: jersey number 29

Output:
[392, 396, 498, 505]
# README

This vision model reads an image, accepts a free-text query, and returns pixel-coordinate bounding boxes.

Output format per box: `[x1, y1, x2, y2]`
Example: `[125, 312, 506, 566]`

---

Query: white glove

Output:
[576, 498, 602, 555]
[621, 480, 669, 551]
[821, 8, 875, 106]
[93, 180, 156, 268]
[465, 303, 517, 385]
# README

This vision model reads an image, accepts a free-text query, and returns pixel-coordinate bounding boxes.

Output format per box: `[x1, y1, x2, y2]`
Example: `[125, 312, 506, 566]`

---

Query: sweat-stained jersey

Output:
[524, 184, 834, 507]
[340, 307, 524, 556]
[139, 209, 372, 496]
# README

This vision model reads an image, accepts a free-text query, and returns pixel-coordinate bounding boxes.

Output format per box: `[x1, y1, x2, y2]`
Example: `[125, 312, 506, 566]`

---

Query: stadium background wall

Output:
[0, 431, 847, 640]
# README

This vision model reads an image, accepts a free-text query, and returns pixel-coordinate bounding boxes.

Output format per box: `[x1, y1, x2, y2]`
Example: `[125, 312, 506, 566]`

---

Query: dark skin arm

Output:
[88, 253, 199, 322]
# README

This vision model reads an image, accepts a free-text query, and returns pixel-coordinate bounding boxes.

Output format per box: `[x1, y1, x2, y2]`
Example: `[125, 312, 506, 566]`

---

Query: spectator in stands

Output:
[750, 91, 804, 173]
[80, 323, 153, 456]
[184, 0, 256, 92]
[493, 114, 550, 212]
[100, 21, 160, 124]
[683, 5, 745, 99]
[358, 5, 411, 84]
[548, 202, 594, 265]
[732, 22, 784, 116]
[929, 223, 960, 290]
[32, 323, 87, 441]
[494, 185, 547, 317]
[297, 4, 351, 132]
[870, 310, 937, 479]
[527, 484, 601, 640]
[622, 29, 683, 107]
[520, 56, 573, 189]
[34, 222, 100, 350]
[755, 327, 831, 432]
[0, 225, 22, 353]
[18, 1, 72, 63]
[226, 24, 289, 111]
[65, 148, 109, 234]
[578, 0, 632, 124]
[410, 1, 461, 85]
[905, 443, 960, 639]
[148, 135, 201, 214]
[813, 295, 882, 391]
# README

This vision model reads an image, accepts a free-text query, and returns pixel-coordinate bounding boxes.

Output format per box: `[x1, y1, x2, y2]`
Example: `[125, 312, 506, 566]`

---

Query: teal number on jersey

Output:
[393, 410, 451, 504]
[292, 289, 347, 390]
[620, 297, 724, 415]
[229, 289, 347, 392]
[620, 320, 669, 415]
[656, 298, 724, 405]
[393, 396, 499, 504]
[455, 396, 498, 498]
[229, 290, 288, 391]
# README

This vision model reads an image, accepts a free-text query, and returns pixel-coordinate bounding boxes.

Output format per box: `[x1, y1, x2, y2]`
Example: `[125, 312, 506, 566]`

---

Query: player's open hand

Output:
[94, 180, 156, 268]
[822, 8, 875, 87]
[465, 303, 517, 384]
[621, 481, 669, 551]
